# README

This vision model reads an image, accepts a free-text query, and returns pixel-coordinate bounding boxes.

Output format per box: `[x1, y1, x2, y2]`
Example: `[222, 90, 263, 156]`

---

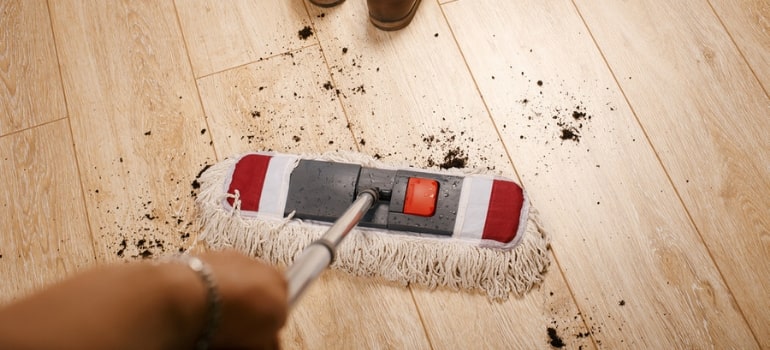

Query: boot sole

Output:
[308, 0, 345, 8]
[369, 0, 422, 31]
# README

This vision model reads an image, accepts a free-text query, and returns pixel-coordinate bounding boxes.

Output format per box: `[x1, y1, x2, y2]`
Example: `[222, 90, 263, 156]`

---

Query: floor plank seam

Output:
[0, 116, 68, 140]
[171, 0, 221, 162]
[547, 250, 599, 349]
[302, 1, 440, 346]
[193, 43, 323, 81]
[63, 117, 100, 265]
[45, 0, 105, 266]
[705, 0, 770, 100]
[568, 1, 762, 345]
[437, 0, 521, 184]
[408, 288, 436, 350]
[302, 0, 363, 154]
[437, 4, 599, 346]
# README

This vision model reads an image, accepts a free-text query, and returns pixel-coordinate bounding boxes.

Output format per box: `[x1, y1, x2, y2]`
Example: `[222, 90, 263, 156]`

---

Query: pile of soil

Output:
[298, 26, 313, 40]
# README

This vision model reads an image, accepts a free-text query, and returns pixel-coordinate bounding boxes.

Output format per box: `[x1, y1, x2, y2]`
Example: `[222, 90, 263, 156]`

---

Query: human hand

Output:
[199, 250, 288, 350]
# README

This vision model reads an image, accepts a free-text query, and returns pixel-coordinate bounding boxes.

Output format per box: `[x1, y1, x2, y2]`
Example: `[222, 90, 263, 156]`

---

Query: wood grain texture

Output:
[307, 1, 589, 349]
[0, 120, 95, 305]
[709, 0, 770, 90]
[416, 262, 595, 350]
[308, 0, 512, 172]
[49, 0, 216, 264]
[281, 271, 431, 350]
[196, 46, 356, 157]
[175, 0, 316, 78]
[445, 0, 758, 348]
[0, 0, 66, 135]
[0, 0, 766, 347]
[574, 0, 770, 346]
[196, 44, 430, 350]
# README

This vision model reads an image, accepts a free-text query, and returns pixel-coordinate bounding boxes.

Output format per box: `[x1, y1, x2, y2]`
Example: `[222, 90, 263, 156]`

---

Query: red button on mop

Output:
[403, 177, 439, 217]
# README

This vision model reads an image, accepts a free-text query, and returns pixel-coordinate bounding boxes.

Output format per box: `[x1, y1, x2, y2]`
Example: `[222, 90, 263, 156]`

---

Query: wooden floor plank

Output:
[175, 0, 316, 78]
[416, 266, 595, 350]
[282, 271, 431, 349]
[196, 46, 356, 156]
[196, 44, 431, 350]
[49, 0, 217, 264]
[574, 0, 770, 346]
[307, 1, 590, 349]
[2, 0, 765, 348]
[709, 0, 770, 90]
[445, 0, 758, 348]
[308, 0, 511, 172]
[0, 120, 96, 305]
[0, 0, 66, 135]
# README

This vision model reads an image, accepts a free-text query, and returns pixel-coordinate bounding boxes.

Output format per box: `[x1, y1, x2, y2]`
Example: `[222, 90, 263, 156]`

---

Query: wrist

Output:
[158, 258, 213, 349]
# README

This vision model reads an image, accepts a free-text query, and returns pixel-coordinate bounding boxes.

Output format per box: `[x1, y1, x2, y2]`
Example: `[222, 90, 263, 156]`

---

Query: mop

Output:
[195, 151, 550, 304]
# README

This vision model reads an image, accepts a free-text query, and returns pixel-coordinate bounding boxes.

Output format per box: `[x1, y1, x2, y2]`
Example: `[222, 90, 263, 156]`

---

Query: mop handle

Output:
[284, 189, 378, 307]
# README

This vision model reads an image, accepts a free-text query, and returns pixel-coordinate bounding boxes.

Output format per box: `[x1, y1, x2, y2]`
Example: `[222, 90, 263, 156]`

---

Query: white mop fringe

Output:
[195, 152, 551, 300]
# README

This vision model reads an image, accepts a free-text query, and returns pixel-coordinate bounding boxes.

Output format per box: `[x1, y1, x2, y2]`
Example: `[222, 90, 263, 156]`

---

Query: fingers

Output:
[200, 250, 288, 349]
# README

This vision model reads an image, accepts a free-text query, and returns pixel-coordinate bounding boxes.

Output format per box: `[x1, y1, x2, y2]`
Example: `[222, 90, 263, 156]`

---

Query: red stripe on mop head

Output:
[482, 180, 525, 244]
[226, 154, 271, 211]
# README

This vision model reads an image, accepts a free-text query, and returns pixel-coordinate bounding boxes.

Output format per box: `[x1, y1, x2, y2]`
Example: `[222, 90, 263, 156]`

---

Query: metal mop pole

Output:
[284, 188, 378, 307]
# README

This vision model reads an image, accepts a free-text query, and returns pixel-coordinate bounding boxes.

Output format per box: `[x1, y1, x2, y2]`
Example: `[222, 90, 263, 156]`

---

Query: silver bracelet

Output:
[172, 255, 222, 350]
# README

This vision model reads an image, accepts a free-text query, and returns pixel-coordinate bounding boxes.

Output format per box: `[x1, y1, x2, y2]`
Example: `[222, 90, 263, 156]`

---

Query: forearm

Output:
[0, 262, 207, 350]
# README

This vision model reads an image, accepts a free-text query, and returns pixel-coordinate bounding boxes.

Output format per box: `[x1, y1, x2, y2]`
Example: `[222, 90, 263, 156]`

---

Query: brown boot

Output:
[308, 0, 345, 8]
[367, 0, 422, 31]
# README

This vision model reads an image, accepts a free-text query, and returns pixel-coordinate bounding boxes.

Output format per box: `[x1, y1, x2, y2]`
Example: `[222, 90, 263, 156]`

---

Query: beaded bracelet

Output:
[171, 255, 222, 350]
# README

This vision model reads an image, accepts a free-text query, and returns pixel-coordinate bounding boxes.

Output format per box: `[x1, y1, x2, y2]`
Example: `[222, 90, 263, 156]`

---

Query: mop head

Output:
[196, 151, 550, 299]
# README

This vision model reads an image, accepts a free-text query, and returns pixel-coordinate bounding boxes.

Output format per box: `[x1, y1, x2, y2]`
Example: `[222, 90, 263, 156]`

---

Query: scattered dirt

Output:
[191, 163, 212, 192]
[114, 236, 170, 259]
[438, 147, 467, 169]
[93, 153, 210, 263]
[298, 26, 313, 40]
[196, 164, 212, 179]
[419, 128, 476, 169]
[545, 289, 600, 348]
[572, 110, 587, 120]
[116, 239, 127, 257]
[556, 107, 588, 142]
[559, 127, 580, 142]
[513, 71, 614, 152]
[352, 84, 366, 94]
[547, 327, 566, 348]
